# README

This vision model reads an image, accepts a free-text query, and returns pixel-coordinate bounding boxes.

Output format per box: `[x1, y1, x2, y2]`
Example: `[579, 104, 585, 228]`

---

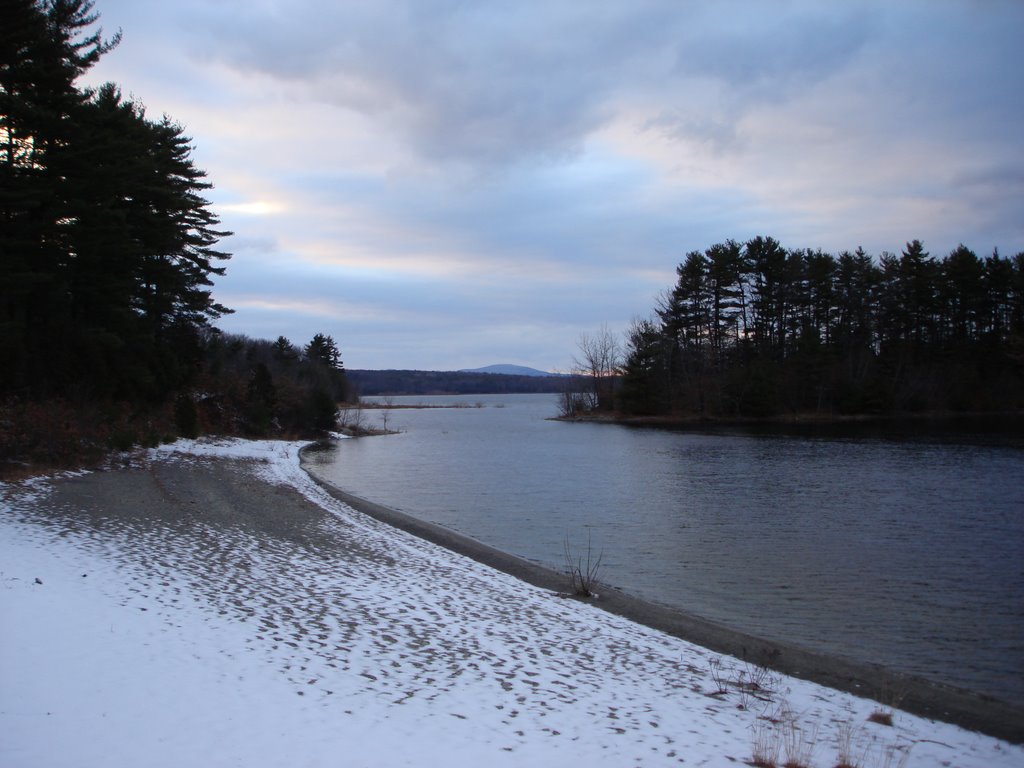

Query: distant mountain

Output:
[459, 364, 557, 377]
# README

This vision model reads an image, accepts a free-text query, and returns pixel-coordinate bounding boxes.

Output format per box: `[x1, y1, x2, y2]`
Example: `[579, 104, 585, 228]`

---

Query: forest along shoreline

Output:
[299, 444, 1024, 745]
[553, 407, 1024, 429]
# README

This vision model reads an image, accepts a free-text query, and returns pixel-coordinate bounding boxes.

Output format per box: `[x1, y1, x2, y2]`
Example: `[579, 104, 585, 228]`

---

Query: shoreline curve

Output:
[300, 445, 1023, 744]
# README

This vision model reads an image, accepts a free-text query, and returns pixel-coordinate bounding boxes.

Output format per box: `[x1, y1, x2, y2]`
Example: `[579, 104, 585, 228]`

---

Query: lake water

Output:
[303, 393, 1024, 706]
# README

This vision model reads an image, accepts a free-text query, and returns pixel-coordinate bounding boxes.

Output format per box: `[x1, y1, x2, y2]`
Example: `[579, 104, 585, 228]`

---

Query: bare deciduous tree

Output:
[573, 325, 622, 411]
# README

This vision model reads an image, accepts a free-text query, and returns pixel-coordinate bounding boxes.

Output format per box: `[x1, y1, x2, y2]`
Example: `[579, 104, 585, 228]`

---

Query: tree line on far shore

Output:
[346, 369, 575, 397]
[581, 237, 1024, 419]
[1, 1, 353, 472]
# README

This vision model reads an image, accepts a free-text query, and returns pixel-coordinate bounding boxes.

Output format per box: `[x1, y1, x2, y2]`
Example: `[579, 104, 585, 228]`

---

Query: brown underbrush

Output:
[0, 399, 179, 480]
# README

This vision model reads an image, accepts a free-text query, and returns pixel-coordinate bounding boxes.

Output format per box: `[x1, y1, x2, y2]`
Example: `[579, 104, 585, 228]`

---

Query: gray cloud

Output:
[955, 165, 1024, 191]
[179, 1, 687, 167]
[675, 6, 874, 91]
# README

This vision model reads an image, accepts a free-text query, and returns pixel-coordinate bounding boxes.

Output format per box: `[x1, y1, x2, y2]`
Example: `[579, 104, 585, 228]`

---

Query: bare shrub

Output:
[563, 534, 603, 597]
[737, 656, 781, 709]
[750, 698, 805, 768]
[707, 657, 729, 695]
[376, 396, 397, 432]
[751, 719, 781, 767]
[557, 387, 591, 418]
[336, 406, 366, 434]
[834, 720, 866, 768]
[779, 705, 818, 768]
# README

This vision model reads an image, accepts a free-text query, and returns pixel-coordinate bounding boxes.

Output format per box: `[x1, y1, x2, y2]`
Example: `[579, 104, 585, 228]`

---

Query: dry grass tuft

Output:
[867, 710, 894, 727]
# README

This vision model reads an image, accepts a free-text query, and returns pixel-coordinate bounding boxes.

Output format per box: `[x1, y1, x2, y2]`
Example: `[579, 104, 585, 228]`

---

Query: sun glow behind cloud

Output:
[217, 201, 285, 217]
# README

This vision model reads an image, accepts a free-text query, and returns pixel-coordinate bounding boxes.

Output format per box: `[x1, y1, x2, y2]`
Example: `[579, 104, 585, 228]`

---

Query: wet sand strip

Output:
[301, 450, 1024, 744]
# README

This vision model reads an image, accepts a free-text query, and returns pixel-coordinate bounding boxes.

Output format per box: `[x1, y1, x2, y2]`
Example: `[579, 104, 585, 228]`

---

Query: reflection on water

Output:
[305, 394, 1024, 705]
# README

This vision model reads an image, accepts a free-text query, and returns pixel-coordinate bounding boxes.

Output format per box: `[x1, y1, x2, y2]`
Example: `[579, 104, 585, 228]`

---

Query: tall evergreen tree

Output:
[899, 239, 939, 354]
[704, 240, 746, 365]
[619, 317, 670, 415]
[1, 0, 230, 400]
[745, 235, 791, 359]
[305, 333, 343, 370]
[658, 250, 711, 413]
[2, 0, 118, 395]
[941, 244, 985, 347]
[983, 250, 1016, 343]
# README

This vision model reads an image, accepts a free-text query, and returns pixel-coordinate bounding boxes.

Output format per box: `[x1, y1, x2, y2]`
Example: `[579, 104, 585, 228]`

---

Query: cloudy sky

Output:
[83, 0, 1024, 372]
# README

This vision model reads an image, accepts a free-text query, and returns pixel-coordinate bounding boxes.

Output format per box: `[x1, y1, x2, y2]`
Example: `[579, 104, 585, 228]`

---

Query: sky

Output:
[82, 0, 1024, 372]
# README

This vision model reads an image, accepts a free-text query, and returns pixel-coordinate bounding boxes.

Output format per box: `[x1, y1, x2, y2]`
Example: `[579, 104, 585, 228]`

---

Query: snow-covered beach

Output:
[2, 439, 1021, 767]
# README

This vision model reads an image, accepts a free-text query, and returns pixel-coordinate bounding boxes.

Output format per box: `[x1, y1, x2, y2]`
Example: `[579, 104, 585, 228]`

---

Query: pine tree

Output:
[305, 333, 343, 370]
[2, 0, 119, 395]
[1, 1, 230, 400]
[273, 335, 297, 361]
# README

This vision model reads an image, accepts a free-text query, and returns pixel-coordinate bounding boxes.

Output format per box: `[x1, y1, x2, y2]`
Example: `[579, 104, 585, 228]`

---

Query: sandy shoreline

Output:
[2, 439, 1022, 767]
[300, 445, 1023, 744]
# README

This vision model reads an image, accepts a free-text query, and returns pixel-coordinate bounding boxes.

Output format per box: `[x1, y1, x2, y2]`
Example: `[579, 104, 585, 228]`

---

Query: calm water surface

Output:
[304, 394, 1024, 705]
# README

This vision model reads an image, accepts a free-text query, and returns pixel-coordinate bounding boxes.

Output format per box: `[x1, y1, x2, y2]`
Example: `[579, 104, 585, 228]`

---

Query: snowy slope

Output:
[1, 439, 1020, 767]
